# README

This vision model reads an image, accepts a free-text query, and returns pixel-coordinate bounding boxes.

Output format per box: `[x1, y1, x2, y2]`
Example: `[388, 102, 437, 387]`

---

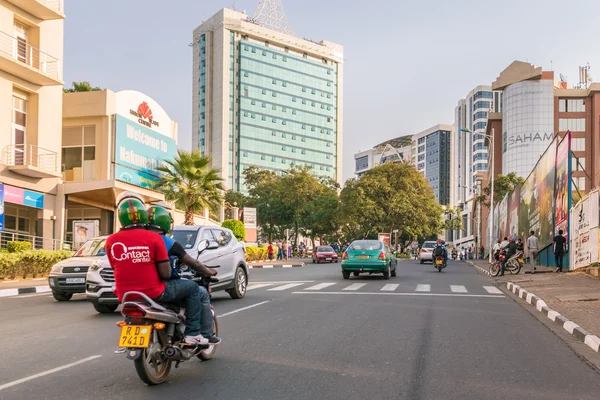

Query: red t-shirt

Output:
[105, 228, 168, 302]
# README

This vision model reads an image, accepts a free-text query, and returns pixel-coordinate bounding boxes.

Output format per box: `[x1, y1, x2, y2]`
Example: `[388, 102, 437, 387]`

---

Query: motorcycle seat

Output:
[158, 303, 186, 321]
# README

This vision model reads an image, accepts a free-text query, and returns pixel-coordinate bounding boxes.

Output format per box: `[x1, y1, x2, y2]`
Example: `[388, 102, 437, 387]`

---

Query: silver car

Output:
[418, 241, 438, 264]
[86, 226, 248, 313]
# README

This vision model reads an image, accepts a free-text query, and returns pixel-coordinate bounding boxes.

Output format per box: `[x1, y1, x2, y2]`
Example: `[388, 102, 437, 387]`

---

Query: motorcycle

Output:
[489, 250, 523, 277]
[451, 251, 457, 260]
[434, 255, 447, 272]
[116, 240, 220, 385]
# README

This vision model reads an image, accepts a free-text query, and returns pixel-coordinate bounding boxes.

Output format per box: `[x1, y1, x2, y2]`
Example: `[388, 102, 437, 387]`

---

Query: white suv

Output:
[86, 225, 249, 313]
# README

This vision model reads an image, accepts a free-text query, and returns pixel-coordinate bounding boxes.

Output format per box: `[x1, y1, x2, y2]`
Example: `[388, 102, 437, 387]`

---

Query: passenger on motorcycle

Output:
[500, 237, 518, 276]
[105, 192, 207, 346]
[433, 239, 448, 262]
[146, 204, 221, 345]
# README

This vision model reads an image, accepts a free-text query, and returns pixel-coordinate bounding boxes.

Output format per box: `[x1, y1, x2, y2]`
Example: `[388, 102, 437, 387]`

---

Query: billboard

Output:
[554, 133, 571, 239]
[2, 185, 44, 209]
[243, 207, 257, 229]
[73, 220, 100, 249]
[0, 184, 4, 232]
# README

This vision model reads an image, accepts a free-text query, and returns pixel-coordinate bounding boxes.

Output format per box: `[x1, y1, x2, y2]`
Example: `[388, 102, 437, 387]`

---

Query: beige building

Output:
[0, 0, 65, 247]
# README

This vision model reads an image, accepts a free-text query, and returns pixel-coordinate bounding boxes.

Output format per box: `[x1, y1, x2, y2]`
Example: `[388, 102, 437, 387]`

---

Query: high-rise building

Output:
[192, 7, 344, 192]
[353, 135, 413, 177]
[412, 124, 454, 206]
[453, 85, 501, 249]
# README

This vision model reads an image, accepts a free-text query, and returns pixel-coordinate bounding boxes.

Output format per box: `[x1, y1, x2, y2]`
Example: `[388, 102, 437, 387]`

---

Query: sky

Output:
[64, 0, 600, 182]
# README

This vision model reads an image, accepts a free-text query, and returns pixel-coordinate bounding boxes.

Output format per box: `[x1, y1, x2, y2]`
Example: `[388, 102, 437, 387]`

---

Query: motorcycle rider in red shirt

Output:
[105, 192, 216, 345]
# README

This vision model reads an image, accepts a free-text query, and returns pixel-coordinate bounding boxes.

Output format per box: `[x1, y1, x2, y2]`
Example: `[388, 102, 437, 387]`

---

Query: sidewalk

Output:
[469, 259, 600, 351]
[0, 278, 50, 297]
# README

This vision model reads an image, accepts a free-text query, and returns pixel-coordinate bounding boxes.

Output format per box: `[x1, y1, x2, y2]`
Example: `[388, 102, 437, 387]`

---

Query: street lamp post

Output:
[461, 127, 494, 263]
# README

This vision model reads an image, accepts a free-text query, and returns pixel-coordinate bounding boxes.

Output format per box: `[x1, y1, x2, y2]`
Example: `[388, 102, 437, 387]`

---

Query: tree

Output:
[63, 81, 101, 93]
[477, 172, 524, 206]
[222, 220, 245, 240]
[154, 151, 223, 225]
[340, 162, 443, 240]
[224, 190, 252, 209]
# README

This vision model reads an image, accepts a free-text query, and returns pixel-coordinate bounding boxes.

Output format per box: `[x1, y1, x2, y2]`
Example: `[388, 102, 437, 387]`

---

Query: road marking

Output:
[483, 286, 503, 294]
[450, 285, 468, 293]
[219, 301, 271, 317]
[0, 289, 19, 298]
[262, 265, 274, 268]
[0, 355, 102, 391]
[343, 283, 366, 291]
[267, 283, 305, 291]
[247, 283, 274, 291]
[381, 284, 399, 291]
[250, 281, 314, 284]
[282, 265, 292, 268]
[293, 292, 505, 298]
[304, 283, 336, 291]
[415, 284, 431, 292]
[11, 293, 52, 298]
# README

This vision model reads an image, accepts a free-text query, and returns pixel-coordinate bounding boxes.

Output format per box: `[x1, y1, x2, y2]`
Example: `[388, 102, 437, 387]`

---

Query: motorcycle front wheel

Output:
[489, 262, 501, 277]
[134, 331, 172, 385]
[508, 260, 522, 275]
[198, 314, 219, 361]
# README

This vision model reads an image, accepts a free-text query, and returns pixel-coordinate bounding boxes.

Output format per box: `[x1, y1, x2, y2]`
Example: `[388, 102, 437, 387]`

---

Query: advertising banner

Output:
[554, 134, 571, 239]
[518, 169, 537, 241]
[537, 141, 557, 246]
[507, 187, 520, 239]
[0, 184, 4, 232]
[2, 185, 44, 209]
[573, 227, 598, 270]
[243, 207, 257, 229]
[378, 233, 391, 247]
[73, 220, 99, 250]
[114, 165, 160, 189]
[114, 115, 177, 181]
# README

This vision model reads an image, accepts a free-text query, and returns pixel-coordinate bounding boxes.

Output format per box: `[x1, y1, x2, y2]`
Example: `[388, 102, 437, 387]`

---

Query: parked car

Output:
[48, 236, 107, 302]
[341, 240, 397, 280]
[86, 226, 248, 313]
[312, 246, 339, 263]
[419, 241, 437, 264]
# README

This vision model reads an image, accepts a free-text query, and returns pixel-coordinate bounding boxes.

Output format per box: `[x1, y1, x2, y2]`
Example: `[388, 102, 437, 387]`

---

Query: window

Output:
[291, 148, 296, 153]
[292, 110, 297, 115]
[244, 72, 249, 77]
[261, 116, 266, 121]
[311, 102, 315, 107]
[251, 48, 256, 53]
[311, 127, 315, 132]
[302, 88, 307, 92]
[473, 111, 488, 120]
[272, 79, 277, 84]
[559, 118, 585, 131]
[418, 137, 425, 144]
[272, 156, 276, 161]
[356, 156, 369, 171]
[327, 94, 331, 99]
[473, 101, 491, 110]
[474, 91, 493, 100]
[62, 126, 96, 182]
[272, 131, 276, 136]
[311, 89, 316, 95]
[262, 103, 266, 108]
[261, 155, 266, 160]
[211, 229, 232, 246]
[573, 156, 585, 171]
[418, 145, 425, 153]
[262, 51, 266, 56]
[292, 97, 297, 102]
[283, 82, 287, 87]
[262, 89, 267, 95]
[243, 152, 248, 157]
[282, 146, 286, 151]
[302, 99, 306, 105]
[301, 150, 306, 155]
[473, 122, 487, 130]
[251, 100, 256, 105]
[282, 120, 286, 125]
[559, 99, 586, 112]
[572, 138, 585, 151]
[302, 125, 306, 130]
[272, 92, 277, 97]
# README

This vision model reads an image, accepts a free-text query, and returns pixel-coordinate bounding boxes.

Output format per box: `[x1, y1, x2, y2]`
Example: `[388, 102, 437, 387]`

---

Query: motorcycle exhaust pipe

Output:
[164, 346, 183, 360]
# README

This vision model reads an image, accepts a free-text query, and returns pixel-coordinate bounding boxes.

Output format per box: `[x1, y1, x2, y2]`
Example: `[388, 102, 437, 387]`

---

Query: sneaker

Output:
[555, 268, 561, 273]
[208, 335, 222, 345]
[184, 335, 209, 346]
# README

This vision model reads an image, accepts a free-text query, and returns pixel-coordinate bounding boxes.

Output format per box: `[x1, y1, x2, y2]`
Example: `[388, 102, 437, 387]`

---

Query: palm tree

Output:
[154, 151, 224, 225]
[63, 81, 102, 93]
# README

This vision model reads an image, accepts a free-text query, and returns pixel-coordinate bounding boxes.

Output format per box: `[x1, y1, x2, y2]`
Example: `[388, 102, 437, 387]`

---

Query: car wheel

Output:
[383, 265, 390, 280]
[353, 271, 359, 277]
[419, 259, 424, 264]
[93, 303, 118, 313]
[391, 266, 397, 277]
[228, 266, 247, 299]
[342, 271, 350, 280]
[52, 291, 73, 302]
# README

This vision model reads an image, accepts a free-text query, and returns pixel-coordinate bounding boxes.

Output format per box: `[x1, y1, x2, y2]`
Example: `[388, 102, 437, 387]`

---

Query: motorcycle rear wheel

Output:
[134, 333, 171, 385]
[489, 262, 501, 277]
[198, 314, 219, 361]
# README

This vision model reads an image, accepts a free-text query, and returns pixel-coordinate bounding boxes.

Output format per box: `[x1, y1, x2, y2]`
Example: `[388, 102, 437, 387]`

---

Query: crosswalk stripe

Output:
[304, 283, 336, 291]
[381, 284, 399, 291]
[450, 285, 468, 293]
[343, 283, 366, 291]
[247, 283, 274, 291]
[267, 283, 305, 291]
[415, 284, 431, 292]
[483, 286, 503, 294]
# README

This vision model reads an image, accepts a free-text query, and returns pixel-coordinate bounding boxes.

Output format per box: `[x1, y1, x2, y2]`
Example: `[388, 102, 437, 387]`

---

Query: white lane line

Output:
[267, 283, 305, 291]
[415, 284, 431, 292]
[250, 281, 314, 284]
[0, 355, 102, 391]
[381, 284, 399, 291]
[219, 301, 271, 317]
[246, 283, 274, 291]
[483, 286, 503, 294]
[0, 289, 19, 298]
[450, 285, 468, 293]
[293, 292, 505, 298]
[304, 283, 336, 291]
[11, 293, 52, 298]
[262, 265, 274, 269]
[343, 283, 367, 291]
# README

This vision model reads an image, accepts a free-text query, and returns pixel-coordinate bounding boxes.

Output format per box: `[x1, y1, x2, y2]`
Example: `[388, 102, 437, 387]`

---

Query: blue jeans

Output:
[157, 279, 213, 338]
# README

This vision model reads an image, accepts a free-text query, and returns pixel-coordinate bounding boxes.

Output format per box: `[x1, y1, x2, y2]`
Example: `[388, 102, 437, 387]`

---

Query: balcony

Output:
[2, 144, 61, 178]
[5, 0, 65, 20]
[0, 30, 62, 85]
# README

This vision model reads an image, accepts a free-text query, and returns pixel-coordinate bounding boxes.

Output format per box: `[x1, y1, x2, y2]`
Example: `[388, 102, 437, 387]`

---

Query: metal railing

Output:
[0, 232, 72, 251]
[2, 144, 59, 175]
[0, 30, 60, 81]
[37, 0, 64, 13]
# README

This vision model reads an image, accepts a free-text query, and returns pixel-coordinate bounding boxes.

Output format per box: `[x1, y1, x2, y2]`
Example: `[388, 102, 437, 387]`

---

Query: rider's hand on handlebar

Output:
[206, 268, 218, 277]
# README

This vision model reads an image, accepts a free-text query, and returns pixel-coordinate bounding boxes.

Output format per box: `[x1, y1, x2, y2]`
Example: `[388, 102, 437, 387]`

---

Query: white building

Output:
[453, 85, 502, 249]
[353, 135, 413, 177]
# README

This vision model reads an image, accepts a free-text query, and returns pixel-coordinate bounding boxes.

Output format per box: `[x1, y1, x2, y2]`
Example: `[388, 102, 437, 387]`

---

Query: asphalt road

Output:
[1, 259, 600, 400]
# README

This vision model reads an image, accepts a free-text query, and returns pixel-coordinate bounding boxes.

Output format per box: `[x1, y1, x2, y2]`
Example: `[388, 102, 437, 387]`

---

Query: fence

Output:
[0, 232, 72, 251]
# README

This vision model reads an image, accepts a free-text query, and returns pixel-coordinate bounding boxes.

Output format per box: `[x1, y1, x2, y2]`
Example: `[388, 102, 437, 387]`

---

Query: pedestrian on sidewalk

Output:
[282, 240, 289, 261]
[492, 240, 501, 262]
[276, 240, 283, 260]
[479, 245, 485, 260]
[267, 243, 275, 261]
[527, 231, 539, 274]
[553, 230, 567, 272]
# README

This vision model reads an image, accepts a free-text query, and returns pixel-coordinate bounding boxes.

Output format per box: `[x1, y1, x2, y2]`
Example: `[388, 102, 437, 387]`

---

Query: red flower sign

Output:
[137, 102, 153, 120]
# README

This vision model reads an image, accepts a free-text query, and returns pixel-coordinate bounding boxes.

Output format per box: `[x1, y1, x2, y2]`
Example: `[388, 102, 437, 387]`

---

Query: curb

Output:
[0, 285, 51, 298]
[467, 261, 491, 277]
[249, 263, 305, 269]
[504, 281, 600, 353]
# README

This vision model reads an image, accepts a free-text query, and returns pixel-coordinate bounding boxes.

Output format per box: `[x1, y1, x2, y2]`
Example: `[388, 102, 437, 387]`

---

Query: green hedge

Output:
[7, 241, 33, 253]
[221, 220, 245, 240]
[246, 246, 280, 262]
[0, 250, 73, 280]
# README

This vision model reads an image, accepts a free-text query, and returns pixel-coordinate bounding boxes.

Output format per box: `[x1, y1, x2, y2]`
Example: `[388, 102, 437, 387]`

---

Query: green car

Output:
[341, 240, 397, 280]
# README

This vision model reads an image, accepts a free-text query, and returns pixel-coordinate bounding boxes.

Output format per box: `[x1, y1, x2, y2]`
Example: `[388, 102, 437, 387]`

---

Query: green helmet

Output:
[147, 205, 173, 234]
[116, 192, 147, 228]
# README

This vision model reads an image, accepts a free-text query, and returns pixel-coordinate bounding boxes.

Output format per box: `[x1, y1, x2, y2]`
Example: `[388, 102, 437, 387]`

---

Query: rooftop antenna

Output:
[559, 73, 567, 82]
[252, 0, 296, 37]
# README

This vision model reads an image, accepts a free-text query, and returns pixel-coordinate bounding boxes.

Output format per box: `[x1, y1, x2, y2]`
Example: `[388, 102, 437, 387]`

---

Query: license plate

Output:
[358, 255, 369, 259]
[66, 278, 85, 284]
[118, 325, 152, 348]
[326, 258, 332, 261]
[518, 259, 524, 263]
[435, 260, 443, 265]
